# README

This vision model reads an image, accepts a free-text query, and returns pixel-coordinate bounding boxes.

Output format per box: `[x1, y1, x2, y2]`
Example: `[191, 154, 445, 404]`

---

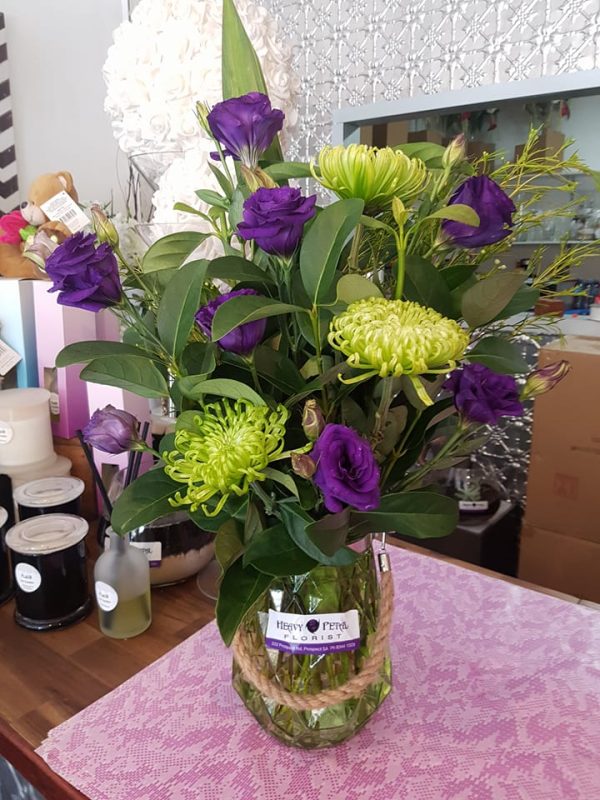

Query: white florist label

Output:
[265, 610, 360, 655]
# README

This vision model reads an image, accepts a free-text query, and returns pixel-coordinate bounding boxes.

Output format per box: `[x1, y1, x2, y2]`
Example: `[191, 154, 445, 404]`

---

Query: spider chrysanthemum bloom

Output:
[329, 298, 469, 398]
[163, 399, 288, 516]
[313, 144, 429, 208]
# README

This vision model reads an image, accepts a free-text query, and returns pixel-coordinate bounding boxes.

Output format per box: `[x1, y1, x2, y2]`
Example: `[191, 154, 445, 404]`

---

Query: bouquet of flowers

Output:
[51, 0, 586, 747]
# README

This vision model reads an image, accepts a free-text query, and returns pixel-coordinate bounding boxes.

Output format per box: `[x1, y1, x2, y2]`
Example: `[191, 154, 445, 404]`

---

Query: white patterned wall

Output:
[262, 0, 600, 160]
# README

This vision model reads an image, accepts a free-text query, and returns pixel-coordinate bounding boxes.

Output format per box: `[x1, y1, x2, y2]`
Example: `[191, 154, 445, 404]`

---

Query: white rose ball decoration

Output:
[103, 0, 299, 156]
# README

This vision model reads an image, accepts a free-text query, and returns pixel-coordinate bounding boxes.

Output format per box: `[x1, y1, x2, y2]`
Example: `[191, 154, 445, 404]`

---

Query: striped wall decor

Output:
[0, 13, 18, 213]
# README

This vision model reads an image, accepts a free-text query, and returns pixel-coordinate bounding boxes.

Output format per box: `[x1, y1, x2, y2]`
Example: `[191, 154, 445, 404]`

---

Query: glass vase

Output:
[232, 540, 392, 749]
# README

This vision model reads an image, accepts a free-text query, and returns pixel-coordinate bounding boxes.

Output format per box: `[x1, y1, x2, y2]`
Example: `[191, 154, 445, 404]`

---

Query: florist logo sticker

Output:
[265, 610, 360, 655]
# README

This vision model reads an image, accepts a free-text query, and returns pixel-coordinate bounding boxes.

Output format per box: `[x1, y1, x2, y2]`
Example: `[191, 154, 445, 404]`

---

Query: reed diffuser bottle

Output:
[94, 528, 151, 638]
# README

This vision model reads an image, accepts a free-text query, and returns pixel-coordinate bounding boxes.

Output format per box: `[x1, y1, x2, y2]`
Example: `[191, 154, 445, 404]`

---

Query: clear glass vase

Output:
[232, 540, 392, 749]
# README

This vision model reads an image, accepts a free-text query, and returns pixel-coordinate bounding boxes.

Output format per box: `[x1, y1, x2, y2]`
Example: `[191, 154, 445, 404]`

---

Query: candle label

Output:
[459, 500, 489, 512]
[15, 563, 42, 593]
[95, 581, 119, 612]
[265, 609, 360, 655]
[0, 420, 13, 445]
[130, 541, 162, 568]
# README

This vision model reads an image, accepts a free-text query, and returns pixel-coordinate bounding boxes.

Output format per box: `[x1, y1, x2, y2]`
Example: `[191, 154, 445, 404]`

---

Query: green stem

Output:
[310, 309, 329, 414]
[348, 222, 364, 271]
[372, 377, 394, 444]
[245, 355, 262, 395]
[393, 229, 406, 300]
[401, 421, 477, 491]
[251, 482, 276, 516]
[381, 409, 422, 485]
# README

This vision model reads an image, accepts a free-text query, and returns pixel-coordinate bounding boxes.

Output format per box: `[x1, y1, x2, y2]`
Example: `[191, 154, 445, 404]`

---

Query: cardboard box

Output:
[519, 523, 600, 603]
[514, 129, 565, 161]
[524, 335, 600, 545]
[359, 124, 387, 147]
[385, 121, 409, 146]
[407, 129, 444, 145]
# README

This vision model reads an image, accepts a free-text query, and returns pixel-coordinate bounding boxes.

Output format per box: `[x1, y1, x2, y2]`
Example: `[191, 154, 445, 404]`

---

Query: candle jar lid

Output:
[14, 477, 85, 509]
[0, 388, 51, 421]
[6, 514, 88, 555]
[0, 506, 7, 529]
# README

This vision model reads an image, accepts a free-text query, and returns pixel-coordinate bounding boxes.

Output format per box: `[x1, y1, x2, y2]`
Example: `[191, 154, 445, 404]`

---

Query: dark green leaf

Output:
[306, 508, 351, 557]
[461, 272, 524, 327]
[253, 345, 304, 393]
[142, 233, 210, 273]
[263, 161, 314, 180]
[215, 519, 244, 572]
[336, 274, 382, 304]
[221, 0, 282, 162]
[491, 285, 539, 320]
[206, 255, 275, 285]
[280, 504, 359, 566]
[440, 264, 476, 291]
[211, 295, 304, 341]
[404, 255, 455, 317]
[81, 355, 169, 398]
[468, 337, 529, 374]
[216, 559, 272, 645]
[111, 469, 179, 534]
[180, 342, 217, 377]
[187, 496, 247, 533]
[425, 204, 479, 226]
[300, 198, 364, 305]
[350, 491, 458, 539]
[394, 142, 445, 167]
[156, 261, 208, 358]
[263, 468, 299, 498]
[195, 189, 229, 209]
[208, 163, 234, 198]
[228, 189, 245, 230]
[244, 523, 317, 576]
[56, 341, 145, 367]
[178, 376, 263, 405]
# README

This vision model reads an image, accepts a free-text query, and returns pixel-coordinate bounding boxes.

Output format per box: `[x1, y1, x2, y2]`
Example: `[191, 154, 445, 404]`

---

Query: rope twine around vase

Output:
[231, 550, 394, 712]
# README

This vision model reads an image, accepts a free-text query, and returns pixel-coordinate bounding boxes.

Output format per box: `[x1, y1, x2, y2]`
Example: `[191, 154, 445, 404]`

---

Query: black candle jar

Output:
[0, 507, 12, 606]
[14, 477, 84, 521]
[6, 514, 92, 631]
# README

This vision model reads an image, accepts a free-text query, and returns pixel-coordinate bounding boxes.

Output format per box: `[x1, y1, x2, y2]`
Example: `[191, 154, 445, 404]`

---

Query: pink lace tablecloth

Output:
[37, 547, 600, 800]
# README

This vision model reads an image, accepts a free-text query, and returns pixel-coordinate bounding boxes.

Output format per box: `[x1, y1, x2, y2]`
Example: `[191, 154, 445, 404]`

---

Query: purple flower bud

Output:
[237, 187, 317, 257]
[207, 92, 284, 168]
[82, 405, 140, 454]
[442, 175, 516, 249]
[195, 288, 266, 356]
[45, 232, 122, 312]
[444, 363, 524, 425]
[311, 424, 380, 514]
[291, 452, 317, 479]
[521, 360, 571, 401]
[302, 400, 325, 441]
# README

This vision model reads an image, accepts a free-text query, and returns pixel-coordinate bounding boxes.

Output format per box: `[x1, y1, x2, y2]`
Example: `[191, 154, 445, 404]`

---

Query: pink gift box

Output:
[32, 281, 97, 439]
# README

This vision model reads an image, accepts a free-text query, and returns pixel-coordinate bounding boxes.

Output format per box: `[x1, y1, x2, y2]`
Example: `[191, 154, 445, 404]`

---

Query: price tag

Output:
[0, 338, 21, 376]
[40, 191, 90, 234]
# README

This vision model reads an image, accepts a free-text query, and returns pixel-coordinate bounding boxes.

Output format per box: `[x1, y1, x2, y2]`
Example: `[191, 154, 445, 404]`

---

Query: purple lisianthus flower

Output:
[443, 175, 516, 248]
[45, 232, 121, 312]
[83, 405, 140, 454]
[312, 424, 380, 514]
[237, 187, 317, 256]
[444, 363, 524, 425]
[195, 288, 266, 356]
[207, 92, 284, 167]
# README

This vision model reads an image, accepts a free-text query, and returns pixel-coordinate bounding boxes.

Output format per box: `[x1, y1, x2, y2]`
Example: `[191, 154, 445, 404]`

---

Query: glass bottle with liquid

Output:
[94, 528, 151, 638]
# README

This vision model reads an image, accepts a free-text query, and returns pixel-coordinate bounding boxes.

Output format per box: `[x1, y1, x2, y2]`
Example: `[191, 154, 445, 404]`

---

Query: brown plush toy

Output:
[0, 171, 79, 279]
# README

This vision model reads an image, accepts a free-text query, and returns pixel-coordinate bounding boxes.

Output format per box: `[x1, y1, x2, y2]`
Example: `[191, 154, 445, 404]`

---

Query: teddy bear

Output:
[0, 171, 80, 279]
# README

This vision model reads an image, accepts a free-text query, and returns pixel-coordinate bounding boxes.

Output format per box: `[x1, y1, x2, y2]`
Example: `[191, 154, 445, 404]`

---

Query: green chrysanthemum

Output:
[163, 399, 288, 516]
[313, 144, 429, 208]
[329, 297, 469, 398]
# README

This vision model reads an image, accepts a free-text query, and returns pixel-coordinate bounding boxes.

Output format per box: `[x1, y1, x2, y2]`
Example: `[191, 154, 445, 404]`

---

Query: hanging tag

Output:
[40, 191, 90, 234]
[0, 338, 21, 376]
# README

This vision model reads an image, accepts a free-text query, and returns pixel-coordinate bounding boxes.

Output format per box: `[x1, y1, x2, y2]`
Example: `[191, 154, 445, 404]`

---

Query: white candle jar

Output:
[0, 388, 54, 468]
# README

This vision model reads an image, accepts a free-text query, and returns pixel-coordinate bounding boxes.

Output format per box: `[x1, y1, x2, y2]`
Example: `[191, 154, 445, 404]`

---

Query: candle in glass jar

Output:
[0, 389, 54, 468]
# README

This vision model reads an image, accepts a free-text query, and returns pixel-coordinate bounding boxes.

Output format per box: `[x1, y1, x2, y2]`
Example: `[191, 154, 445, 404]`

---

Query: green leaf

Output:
[195, 189, 229, 209]
[440, 264, 476, 291]
[211, 295, 305, 341]
[216, 559, 272, 645]
[142, 233, 210, 273]
[81, 355, 169, 398]
[306, 508, 351, 557]
[468, 337, 529, 374]
[461, 272, 525, 327]
[359, 215, 395, 235]
[491, 285, 539, 320]
[56, 341, 145, 368]
[188, 496, 247, 533]
[300, 198, 364, 305]
[178, 376, 264, 405]
[394, 142, 446, 167]
[263, 468, 299, 498]
[426, 204, 480, 226]
[349, 491, 458, 539]
[111, 469, 179, 534]
[263, 162, 314, 180]
[206, 255, 275, 285]
[172, 202, 211, 220]
[215, 518, 244, 572]
[280, 504, 359, 566]
[243, 523, 317, 576]
[156, 261, 208, 358]
[404, 256, 455, 317]
[180, 342, 217, 377]
[336, 274, 383, 305]
[253, 345, 304, 393]
[208, 163, 234, 198]
[221, 0, 282, 162]
[228, 189, 246, 231]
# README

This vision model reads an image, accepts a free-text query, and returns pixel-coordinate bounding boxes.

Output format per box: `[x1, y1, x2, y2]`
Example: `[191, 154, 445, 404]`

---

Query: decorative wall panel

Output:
[263, 0, 600, 160]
